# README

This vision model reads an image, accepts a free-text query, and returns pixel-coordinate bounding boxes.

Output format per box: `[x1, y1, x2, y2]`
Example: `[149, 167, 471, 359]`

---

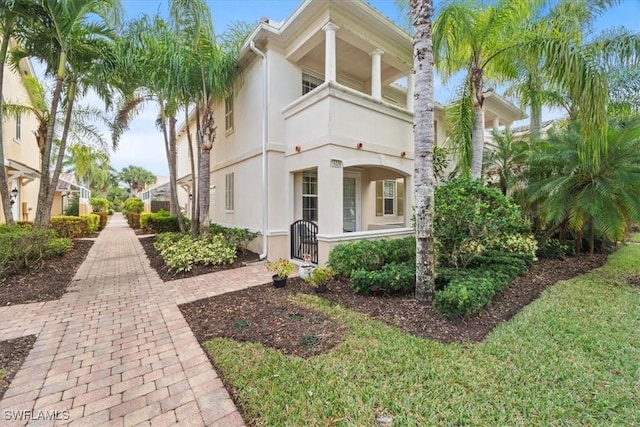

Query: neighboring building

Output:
[175, 0, 524, 265]
[140, 177, 178, 213]
[1, 37, 41, 223]
[52, 172, 91, 216]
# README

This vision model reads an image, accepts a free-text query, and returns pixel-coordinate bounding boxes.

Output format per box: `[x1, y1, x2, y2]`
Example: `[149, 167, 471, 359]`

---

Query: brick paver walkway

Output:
[0, 213, 271, 426]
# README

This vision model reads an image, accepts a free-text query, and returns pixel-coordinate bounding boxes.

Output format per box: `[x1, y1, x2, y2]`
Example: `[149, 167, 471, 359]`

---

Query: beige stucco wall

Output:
[1, 40, 41, 224]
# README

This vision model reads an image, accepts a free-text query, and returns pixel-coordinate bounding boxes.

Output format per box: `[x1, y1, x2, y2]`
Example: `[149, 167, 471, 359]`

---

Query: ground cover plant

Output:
[194, 240, 639, 426]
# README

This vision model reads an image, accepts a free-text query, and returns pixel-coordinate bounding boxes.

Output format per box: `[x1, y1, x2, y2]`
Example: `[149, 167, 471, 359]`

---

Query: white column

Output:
[492, 117, 500, 131]
[322, 22, 339, 82]
[370, 48, 384, 100]
[406, 72, 414, 112]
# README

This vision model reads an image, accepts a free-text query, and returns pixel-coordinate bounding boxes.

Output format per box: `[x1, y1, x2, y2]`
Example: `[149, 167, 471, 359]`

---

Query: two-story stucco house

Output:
[1, 37, 41, 223]
[175, 0, 523, 265]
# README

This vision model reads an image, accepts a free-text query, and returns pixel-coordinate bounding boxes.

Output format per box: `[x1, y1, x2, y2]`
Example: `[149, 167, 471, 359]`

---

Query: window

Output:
[302, 72, 324, 95]
[225, 172, 234, 211]
[376, 179, 404, 217]
[15, 114, 21, 141]
[225, 96, 234, 133]
[302, 170, 318, 222]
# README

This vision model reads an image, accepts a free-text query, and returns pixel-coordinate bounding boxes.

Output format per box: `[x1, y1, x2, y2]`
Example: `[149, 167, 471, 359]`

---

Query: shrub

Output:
[328, 237, 415, 279]
[94, 211, 108, 229]
[154, 233, 236, 273]
[0, 227, 72, 272]
[485, 234, 538, 258]
[126, 212, 141, 229]
[122, 197, 144, 214]
[90, 197, 109, 212]
[433, 269, 512, 318]
[266, 258, 296, 279]
[64, 196, 80, 216]
[435, 178, 530, 268]
[536, 238, 572, 259]
[80, 214, 100, 233]
[304, 266, 335, 287]
[350, 262, 415, 295]
[141, 210, 180, 233]
[209, 223, 259, 253]
[50, 216, 89, 238]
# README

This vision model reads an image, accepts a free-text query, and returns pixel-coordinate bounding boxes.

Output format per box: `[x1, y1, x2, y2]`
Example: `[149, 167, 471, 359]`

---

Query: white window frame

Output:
[302, 71, 324, 96]
[225, 172, 234, 212]
[15, 113, 21, 142]
[225, 96, 234, 134]
[383, 180, 396, 216]
[302, 170, 318, 222]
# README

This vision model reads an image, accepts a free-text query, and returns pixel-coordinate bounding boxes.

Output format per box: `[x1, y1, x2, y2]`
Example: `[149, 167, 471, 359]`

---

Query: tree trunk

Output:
[168, 116, 185, 233]
[35, 52, 66, 228]
[185, 107, 198, 233]
[198, 103, 216, 237]
[43, 81, 76, 224]
[589, 217, 594, 255]
[191, 105, 202, 233]
[0, 28, 15, 224]
[470, 66, 485, 180]
[411, 0, 436, 301]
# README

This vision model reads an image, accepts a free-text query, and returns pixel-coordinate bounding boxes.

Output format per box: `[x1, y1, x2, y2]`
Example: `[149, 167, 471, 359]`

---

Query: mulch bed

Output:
[180, 279, 348, 359]
[0, 240, 94, 306]
[138, 236, 260, 282]
[180, 254, 608, 359]
[0, 335, 36, 399]
[628, 274, 640, 286]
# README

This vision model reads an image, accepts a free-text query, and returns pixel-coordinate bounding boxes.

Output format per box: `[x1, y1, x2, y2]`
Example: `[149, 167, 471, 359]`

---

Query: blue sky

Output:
[109, 0, 639, 177]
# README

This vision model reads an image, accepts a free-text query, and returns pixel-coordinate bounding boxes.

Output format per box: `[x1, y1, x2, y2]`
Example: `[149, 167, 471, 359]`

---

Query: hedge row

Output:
[50, 214, 101, 238]
[0, 226, 72, 272]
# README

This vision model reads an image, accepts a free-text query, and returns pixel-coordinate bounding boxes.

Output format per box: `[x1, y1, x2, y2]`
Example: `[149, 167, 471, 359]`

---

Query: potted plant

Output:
[266, 258, 295, 288]
[304, 266, 334, 293]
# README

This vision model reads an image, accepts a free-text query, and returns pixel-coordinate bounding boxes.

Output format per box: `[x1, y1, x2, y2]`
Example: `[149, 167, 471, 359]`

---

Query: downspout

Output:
[250, 40, 269, 260]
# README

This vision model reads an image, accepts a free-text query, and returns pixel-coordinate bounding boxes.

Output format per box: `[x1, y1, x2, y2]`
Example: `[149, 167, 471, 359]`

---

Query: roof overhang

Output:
[5, 159, 40, 185]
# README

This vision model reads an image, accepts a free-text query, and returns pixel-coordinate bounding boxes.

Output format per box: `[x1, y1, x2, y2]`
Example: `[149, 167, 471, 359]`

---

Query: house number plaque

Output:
[330, 159, 343, 168]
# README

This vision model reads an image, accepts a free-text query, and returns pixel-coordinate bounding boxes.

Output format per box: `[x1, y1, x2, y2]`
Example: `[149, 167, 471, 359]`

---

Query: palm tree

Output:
[9, 0, 121, 227]
[483, 130, 528, 196]
[118, 165, 156, 196]
[528, 119, 640, 253]
[63, 144, 111, 191]
[433, 0, 612, 177]
[411, 0, 437, 301]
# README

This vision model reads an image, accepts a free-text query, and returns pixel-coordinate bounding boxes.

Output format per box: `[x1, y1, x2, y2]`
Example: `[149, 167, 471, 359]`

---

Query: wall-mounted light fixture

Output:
[9, 187, 18, 205]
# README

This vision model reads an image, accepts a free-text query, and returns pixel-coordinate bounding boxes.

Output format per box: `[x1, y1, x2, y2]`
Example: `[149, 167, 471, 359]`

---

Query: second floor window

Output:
[225, 96, 234, 133]
[15, 114, 21, 141]
[302, 72, 324, 95]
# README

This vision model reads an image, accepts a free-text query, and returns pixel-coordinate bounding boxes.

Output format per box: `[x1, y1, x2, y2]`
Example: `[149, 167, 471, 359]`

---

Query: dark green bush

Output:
[123, 197, 144, 214]
[0, 227, 72, 272]
[328, 237, 415, 279]
[50, 215, 89, 238]
[350, 262, 415, 295]
[435, 178, 530, 268]
[433, 269, 512, 318]
[209, 223, 259, 253]
[536, 238, 572, 259]
[64, 196, 80, 216]
[141, 210, 180, 233]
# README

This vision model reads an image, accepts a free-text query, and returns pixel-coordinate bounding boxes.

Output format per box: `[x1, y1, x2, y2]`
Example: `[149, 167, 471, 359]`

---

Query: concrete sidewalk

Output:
[0, 213, 271, 426]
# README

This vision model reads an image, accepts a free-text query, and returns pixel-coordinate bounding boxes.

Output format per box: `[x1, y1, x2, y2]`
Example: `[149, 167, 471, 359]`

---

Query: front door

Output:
[343, 175, 360, 232]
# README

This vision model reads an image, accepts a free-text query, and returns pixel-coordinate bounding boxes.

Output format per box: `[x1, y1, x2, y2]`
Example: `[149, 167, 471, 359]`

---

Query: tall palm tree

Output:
[118, 165, 156, 196]
[63, 144, 111, 191]
[9, 0, 121, 227]
[411, 0, 437, 301]
[433, 0, 612, 177]
[483, 130, 528, 196]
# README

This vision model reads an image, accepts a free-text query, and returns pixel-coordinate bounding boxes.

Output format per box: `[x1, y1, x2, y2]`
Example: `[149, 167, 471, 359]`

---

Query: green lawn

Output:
[204, 241, 640, 426]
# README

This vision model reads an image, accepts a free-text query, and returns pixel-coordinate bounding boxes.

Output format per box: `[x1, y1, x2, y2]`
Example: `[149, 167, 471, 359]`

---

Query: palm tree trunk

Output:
[411, 0, 436, 301]
[185, 107, 197, 233]
[35, 53, 66, 228]
[470, 67, 485, 180]
[589, 217, 595, 255]
[191, 105, 202, 233]
[168, 116, 185, 232]
[0, 28, 16, 224]
[198, 103, 216, 237]
[43, 81, 77, 223]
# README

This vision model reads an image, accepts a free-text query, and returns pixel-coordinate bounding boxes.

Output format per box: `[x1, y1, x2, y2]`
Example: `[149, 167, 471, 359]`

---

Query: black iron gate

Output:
[290, 220, 318, 264]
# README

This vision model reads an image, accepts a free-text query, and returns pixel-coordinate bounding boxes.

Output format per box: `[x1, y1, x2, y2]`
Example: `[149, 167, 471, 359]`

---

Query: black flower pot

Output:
[314, 284, 327, 293]
[273, 275, 287, 288]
